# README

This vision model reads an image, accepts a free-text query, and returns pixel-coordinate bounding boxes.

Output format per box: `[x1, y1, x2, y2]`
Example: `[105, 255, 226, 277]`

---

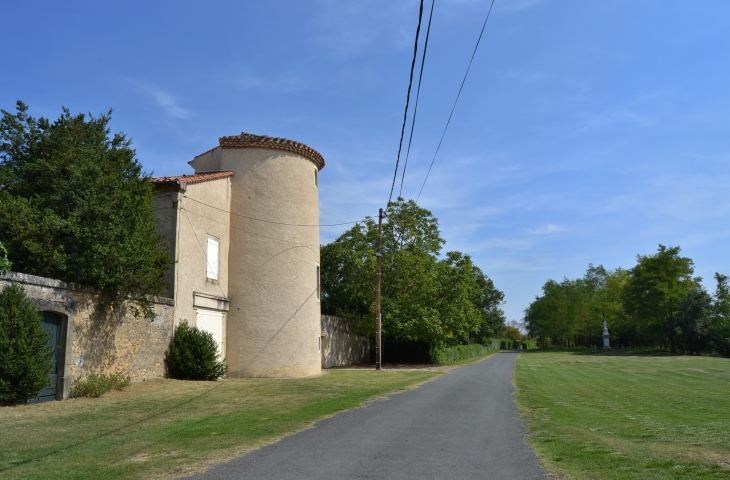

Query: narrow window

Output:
[314, 168, 318, 188]
[207, 237, 219, 280]
[316, 264, 321, 301]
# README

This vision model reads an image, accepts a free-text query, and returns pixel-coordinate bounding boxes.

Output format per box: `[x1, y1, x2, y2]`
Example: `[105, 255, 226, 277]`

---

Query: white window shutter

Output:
[207, 238, 219, 280]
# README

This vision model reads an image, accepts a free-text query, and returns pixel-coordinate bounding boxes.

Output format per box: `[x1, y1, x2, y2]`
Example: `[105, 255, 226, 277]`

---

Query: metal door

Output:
[30, 312, 62, 403]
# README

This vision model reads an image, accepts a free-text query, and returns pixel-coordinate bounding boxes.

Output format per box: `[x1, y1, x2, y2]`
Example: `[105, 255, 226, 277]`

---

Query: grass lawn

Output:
[515, 349, 730, 479]
[0, 369, 440, 479]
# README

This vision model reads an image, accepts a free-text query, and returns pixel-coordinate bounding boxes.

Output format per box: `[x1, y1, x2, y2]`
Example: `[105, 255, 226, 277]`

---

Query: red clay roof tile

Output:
[151, 170, 233, 185]
[218, 132, 325, 170]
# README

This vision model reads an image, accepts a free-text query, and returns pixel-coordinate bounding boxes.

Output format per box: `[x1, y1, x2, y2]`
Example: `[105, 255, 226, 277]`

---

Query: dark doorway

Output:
[30, 312, 63, 403]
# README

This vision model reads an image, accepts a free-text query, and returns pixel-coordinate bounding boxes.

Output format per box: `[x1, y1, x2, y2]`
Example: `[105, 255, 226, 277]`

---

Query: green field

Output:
[515, 349, 730, 479]
[0, 370, 439, 479]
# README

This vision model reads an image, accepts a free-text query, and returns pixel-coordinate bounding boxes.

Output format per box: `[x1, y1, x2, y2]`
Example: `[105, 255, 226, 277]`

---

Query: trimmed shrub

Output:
[431, 339, 501, 365]
[0, 283, 53, 405]
[500, 339, 522, 350]
[70, 373, 130, 398]
[521, 339, 538, 350]
[165, 321, 228, 380]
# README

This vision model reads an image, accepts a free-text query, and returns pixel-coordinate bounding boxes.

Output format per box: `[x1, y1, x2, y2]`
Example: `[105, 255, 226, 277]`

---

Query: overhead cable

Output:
[388, 0, 425, 204]
[170, 194, 364, 227]
[399, 0, 435, 198]
[416, 0, 496, 202]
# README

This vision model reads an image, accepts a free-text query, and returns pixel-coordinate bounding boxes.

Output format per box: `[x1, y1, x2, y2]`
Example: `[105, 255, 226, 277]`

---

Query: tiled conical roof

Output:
[218, 132, 325, 170]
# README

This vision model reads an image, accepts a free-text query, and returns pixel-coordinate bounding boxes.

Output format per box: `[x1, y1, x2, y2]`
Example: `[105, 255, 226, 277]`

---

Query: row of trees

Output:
[524, 245, 730, 356]
[321, 198, 506, 347]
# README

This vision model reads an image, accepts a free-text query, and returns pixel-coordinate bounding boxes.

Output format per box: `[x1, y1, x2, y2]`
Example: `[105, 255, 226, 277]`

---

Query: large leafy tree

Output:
[321, 198, 505, 347]
[622, 245, 701, 350]
[708, 273, 730, 356]
[0, 102, 170, 316]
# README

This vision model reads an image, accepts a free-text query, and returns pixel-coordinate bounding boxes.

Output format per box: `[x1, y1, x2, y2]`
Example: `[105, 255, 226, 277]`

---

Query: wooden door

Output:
[30, 312, 63, 403]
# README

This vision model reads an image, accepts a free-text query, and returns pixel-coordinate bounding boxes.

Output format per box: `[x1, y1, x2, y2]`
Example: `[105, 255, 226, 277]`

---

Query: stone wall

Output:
[321, 315, 370, 368]
[0, 272, 174, 399]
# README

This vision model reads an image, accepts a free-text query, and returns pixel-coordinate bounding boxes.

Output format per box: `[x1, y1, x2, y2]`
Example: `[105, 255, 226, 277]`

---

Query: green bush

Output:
[500, 339, 522, 349]
[0, 283, 53, 405]
[165, 321, 228, 380]
[431, 339, 501, 365]
[521, 339, 538, 350]
[69, 373, 130, 398]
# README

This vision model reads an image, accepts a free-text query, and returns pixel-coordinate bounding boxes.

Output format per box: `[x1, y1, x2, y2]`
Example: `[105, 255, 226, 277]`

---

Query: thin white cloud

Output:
[527, 224, 566, 235]
[234, 67, 311, 93]
[494, 0, 546, 13]
[130, 81, 190, 119]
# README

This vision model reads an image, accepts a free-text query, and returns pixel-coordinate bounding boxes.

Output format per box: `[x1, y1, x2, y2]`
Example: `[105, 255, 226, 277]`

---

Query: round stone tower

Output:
[189, 132, 324, 377]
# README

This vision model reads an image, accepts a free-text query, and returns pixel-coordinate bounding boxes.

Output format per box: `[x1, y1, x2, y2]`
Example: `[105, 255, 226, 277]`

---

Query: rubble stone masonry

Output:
[0, 272, 174, 399]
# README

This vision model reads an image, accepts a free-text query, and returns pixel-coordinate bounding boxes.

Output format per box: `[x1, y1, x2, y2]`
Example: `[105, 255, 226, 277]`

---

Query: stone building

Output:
[1, 131, 368, 403]
[152, 132, 325, 378]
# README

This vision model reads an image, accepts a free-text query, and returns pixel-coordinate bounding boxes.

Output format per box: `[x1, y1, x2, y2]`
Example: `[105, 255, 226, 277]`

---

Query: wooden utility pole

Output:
[375, 208, 383, 370]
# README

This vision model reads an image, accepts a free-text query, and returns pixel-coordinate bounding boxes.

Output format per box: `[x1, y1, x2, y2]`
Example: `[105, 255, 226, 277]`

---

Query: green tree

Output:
[0, 283, 53, 405]
[504, 326, 523, 341]
[0, 241, 10, 275]
[474, 269, 506, 340]
[708, 273, 730, 357]
[674, 288, 712, 355]
[622, 245, 701, 350]
[321, 198, 505, 347]
[0, 102, 170, 316]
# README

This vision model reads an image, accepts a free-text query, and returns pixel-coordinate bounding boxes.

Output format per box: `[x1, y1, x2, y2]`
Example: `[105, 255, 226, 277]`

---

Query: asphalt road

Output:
[186, 351, 547, 480]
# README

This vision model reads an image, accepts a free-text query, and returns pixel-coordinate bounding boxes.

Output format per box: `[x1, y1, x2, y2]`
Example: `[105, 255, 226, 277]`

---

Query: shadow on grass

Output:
[0, 382, 224, 474]
[518, 346, 694, 357]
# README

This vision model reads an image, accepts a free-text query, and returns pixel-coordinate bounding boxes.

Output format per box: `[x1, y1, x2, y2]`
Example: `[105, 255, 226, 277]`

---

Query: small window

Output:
[314, 168, 318, 188]
[316, 264, 320, 301]
[207, 237, 219, 280]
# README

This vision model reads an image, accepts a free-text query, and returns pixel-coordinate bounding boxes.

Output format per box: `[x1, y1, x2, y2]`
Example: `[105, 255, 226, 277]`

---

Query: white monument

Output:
[602, 320, 611, 351]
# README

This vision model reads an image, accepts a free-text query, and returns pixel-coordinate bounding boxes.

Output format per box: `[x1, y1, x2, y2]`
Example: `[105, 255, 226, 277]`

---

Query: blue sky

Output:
[2, 0, 729, 321]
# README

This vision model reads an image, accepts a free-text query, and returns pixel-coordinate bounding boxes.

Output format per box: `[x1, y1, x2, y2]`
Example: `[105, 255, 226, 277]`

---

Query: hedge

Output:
[499, 339, 538, 350]
[500, 339, 522, 349]
[430, 339, 501, 365]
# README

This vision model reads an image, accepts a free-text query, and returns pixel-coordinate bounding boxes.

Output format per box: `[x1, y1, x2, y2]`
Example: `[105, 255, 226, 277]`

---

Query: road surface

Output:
[186, 351, 547, 479]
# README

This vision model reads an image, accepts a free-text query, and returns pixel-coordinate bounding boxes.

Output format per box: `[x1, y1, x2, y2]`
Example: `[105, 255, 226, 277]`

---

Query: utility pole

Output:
[375, 208, 383, 370]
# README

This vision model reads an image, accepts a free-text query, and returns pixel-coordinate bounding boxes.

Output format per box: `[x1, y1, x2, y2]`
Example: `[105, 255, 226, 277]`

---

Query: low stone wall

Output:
[0, 272, 174, 398]
[321, 315, 370, 368]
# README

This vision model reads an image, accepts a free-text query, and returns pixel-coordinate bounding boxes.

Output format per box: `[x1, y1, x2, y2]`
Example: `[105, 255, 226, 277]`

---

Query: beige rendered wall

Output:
[191, 147, 321, 378]
[321, 316, 370, 368]
[173, 178, 232, 337]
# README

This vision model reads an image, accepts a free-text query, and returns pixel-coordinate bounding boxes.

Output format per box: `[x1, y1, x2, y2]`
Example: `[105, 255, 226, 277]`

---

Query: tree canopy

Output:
[321, 198, 505, 347]
[524, 244, 729, 356]
[0, 101, 170, 316]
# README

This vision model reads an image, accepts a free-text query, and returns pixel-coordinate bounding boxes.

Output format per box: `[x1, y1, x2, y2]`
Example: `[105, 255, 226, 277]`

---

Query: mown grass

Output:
[515, 349, 730, 479]
[0, 370, 440, 479]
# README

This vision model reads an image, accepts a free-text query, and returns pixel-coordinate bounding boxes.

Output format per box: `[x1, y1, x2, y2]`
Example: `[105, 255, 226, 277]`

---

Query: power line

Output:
[179, 204, 319, 256]
[388, 0, 425, 204]
[416, 0, 496, 203]
[399, 0, 435, 198]
[173, 195, 364, 227]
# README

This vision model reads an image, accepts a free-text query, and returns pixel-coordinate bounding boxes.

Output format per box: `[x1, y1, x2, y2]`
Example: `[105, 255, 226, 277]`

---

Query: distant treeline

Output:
[524, 245, 730, 356]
